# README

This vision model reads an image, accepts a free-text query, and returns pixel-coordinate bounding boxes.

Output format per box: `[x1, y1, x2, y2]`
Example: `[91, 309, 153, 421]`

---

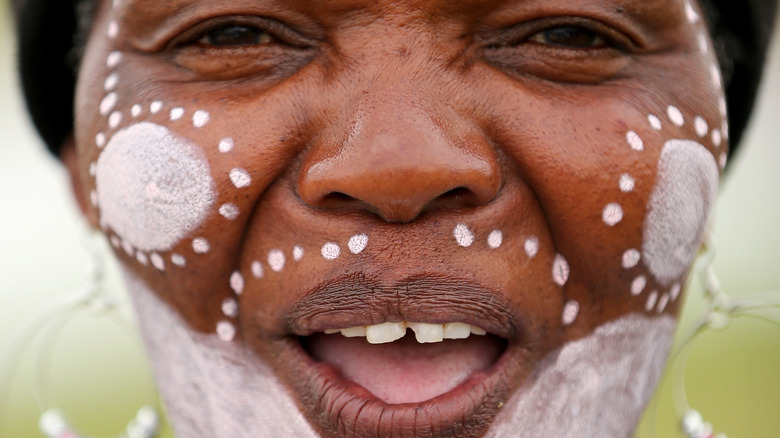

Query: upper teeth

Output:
[323, 321, 487, 344]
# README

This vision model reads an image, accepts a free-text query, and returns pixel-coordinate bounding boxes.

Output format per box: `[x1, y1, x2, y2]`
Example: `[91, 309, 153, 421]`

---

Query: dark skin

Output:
[64, 0, 725, 436]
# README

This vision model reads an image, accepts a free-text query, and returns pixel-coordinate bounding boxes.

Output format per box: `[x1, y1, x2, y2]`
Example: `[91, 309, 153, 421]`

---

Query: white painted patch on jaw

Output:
[667, 106, 684, 127]
[96, 122, 216, 253]
[719, 152, 728, 169]
[230, 272, 244, 295]
[622, 249, 641, 269]
[552, 255, 570, 287]
[122, 272, 319, 437]
[136, 251, 148, 266]
[485, 314, 676, 438]
[453, 223, 475, 247]
[219, 203, 240, 220]
[122, 239, 134, 257]
[631, 276, 647, 296]
[131, 104, 142, 118]
[694, 116, 708, 137]
[222, 298, 238, 318]
[648, 114, 662, 131]
[487, 230, 503, 249]
[712, 129, 722, 147]
[642, 139, 719, 286]
[193, 110, 210, 128]
[293, 246, 304, 261]
[100, 92, 118, 115]
[216, 321, 236, 342]
[657, 293, 670, 313]
[348, 234, 369, 254]
[698, 33, 708, 54]
[524, 237, 539, 258]
[685, 0, 700, 23]
[193, 238, 210, 254]
[171, 254, 186, 267]
[170, 107, 185, 121]
[151, 253, 165, 271]
[321, 243, 341, 260]
[602, 203, 623, 226]
[230, 168, 252, 188]
[626, 131, 644, 151]
[645, 291, 659, 312]
[219, 138, 234, 153]
[104, 73, 119, 91]
[710, 64, 722, 89]
[106, 51, 122, 68]
[268, 250, 286, 272]
[562, 301, 579, 325]
[619, 174, 635, 192]
[150, 101, 163, 114]
[96, 133, 106, 148]
[670, 283, 682, 301]
[108, 111, 122, 128]
[251, 261, 264, 278]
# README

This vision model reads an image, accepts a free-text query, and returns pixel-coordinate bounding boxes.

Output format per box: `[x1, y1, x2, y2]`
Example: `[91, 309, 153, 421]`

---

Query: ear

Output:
[60, 134, 100, 228]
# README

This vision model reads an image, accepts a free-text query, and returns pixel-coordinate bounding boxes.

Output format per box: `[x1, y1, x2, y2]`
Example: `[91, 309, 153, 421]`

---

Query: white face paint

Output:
[123, 272, 318, 438]
[96, 122, 216, 253]
[642, 139, 719, 286]
[485, 314, 675, 438]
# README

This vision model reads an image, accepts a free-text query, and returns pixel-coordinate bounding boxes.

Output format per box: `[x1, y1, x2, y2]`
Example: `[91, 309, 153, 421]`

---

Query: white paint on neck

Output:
[485, 314, 676, 438]
[642, 139, 718, 286]
[122, 272, 318, 438]
[95, 122, 216, 253]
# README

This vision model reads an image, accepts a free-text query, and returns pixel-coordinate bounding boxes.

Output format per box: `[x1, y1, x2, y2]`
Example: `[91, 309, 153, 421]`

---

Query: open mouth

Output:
[268, 275, 538, 438]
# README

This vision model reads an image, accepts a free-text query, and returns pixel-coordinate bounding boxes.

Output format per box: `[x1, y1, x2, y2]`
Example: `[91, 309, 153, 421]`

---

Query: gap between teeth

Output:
[323, 322, 487, 344]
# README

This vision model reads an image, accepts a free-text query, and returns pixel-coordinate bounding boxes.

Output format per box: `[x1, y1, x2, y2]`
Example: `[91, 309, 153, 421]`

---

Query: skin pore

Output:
[66, 0, 725, 436]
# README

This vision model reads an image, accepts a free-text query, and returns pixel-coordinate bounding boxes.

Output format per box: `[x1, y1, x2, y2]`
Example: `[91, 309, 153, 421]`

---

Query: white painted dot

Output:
[685, 0, 699, 23]
[136, 251, 148, 266]
[694, 116, 708, 137]
[122, 239, 134, 257]
[170, 107, 185, 121]
[293, 245, 304, 261]
[100, 93, 118, 115]
[562, 300, 579, 326]
[219, 138, 234, 153]
[193, 238, 210, 254]
[251, 261, 264, 278]
[722, 121, 729, 139]
[216, 321, 236, 342]
[150, 101, 163, 114]
[90, 190, 98, 207]
[712, 129, 722, 147]
[108, 20, 119, 38]
[622, 249, 641, 269]
[645, 291, 659, 312]
[104, 73, 119, 91]
[131, 104, 142, 118]
[230, 271, 244, 295]
[150, 253, 165, 271]
[648, 114, 662, 130]
[171, 254, 186, 267]
[222, 298, 238, 318]
[657, 293, 670, 313]
[348, 234, 369, 254]
[89, 162, 97, 177]
[268, 249, 286, 271]
[710, 64, 722, 89]
[524, 237, 539, 258]
[619, 174, 635, 193]
[219, 203, 240, 220]
[552, 254, 570, 287]
[698, 33, 708, 54]
[631, 276, 647, 296]
[670, 283, 682, 301]
[487, 230, 503, 249]
[453, 223, 475, 247]
[719, 152, 727, 169]
[106, 51, 122, 68]
[96, 132, 106, 148]
[321, 243, 341, 260]
[626, 131, 644, 151]
[193, 110, 210, 128]
[109, 111, 122, 129]
[110, 236, 121, 248]
[230, 168, 252, 188]
[602, 203, 624, 226]
[667, 106, 684, 127]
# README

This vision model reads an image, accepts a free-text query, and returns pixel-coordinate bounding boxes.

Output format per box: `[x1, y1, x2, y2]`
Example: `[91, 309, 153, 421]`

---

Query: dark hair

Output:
[10, 0, 779, 160]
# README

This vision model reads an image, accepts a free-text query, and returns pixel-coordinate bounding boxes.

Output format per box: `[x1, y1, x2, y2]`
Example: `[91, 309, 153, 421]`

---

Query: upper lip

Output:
[283, 272, 526, 341]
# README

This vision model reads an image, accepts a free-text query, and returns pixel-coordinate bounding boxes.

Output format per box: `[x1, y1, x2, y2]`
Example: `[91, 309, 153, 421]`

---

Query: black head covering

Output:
[10, 0, 779, 160]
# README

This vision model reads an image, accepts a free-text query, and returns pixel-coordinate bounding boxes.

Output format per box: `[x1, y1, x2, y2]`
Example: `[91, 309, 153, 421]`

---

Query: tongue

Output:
[306, 332, 503, 404]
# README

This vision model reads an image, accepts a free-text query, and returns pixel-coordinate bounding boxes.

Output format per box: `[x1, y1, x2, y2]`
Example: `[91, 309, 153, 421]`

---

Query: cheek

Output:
[95, 122, 216, 253]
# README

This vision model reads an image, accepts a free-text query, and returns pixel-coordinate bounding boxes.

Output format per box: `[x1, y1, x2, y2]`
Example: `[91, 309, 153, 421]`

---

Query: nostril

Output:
[323, 192, 354, 204]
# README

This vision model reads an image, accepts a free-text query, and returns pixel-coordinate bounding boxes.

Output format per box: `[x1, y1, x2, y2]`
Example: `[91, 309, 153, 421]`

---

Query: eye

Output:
[198, 25, 274, 47]
[528, 26, 607, 49]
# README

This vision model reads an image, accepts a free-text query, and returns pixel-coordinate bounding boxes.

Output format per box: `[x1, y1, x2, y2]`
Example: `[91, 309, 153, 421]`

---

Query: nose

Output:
[297, 94, 501, 223]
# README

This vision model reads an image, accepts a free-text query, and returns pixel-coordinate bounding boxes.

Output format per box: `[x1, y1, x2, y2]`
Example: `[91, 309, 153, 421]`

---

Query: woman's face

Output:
[70, 0, 725, 436]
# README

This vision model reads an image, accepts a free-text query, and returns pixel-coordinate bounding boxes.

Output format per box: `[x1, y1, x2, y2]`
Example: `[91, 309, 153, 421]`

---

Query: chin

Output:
[123, 270, 675, 438]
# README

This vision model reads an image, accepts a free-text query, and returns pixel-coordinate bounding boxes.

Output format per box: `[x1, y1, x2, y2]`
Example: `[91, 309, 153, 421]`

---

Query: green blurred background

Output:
[0, 2, 778, 437]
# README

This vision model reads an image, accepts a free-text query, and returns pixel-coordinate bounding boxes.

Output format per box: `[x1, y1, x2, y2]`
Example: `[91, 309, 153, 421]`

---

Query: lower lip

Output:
[275, 335, 525, 438]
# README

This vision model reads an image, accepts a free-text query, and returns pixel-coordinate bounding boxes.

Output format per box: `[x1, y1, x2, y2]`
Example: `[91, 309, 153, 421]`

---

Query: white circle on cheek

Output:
[631, 276, 647, 295]
[626, 131, 644, 151]
[524, 237, 539, 258]
[348, 234, 369, 254]
[219, 138, 234, 153]
[619, 174, 635, 193]
[151, 253, 165, 271]
[216, 321, 236, 342]
[171, 254, 187, 267]
[251, 261, 264, 278]
[193, 238, 210, 254]
[487, 230, 503, 249]
[268, 250, 286, 272]
[321, 243, 341, 260]
[453, 223, 475, 247]
[193, 110, 210, 128]
[647, 114, 662, 131]
[222, 298, 239, 318]
[230, 168, 252, 188]
[667, 106, 684, 127]
[694, 116, 708, 137]
[562, 301, 579, 325]
[602, 203, 623, 226]
[293, 245, 304, 261]
[104, 73, 119, 91]
[622, 249, 641, 269]
[552, 255, 570, 287]
[230, 271, 245, 295]
[642, 140, 719, 286]
[219, 203, 240, 220]
[96, 122, 216, 253]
